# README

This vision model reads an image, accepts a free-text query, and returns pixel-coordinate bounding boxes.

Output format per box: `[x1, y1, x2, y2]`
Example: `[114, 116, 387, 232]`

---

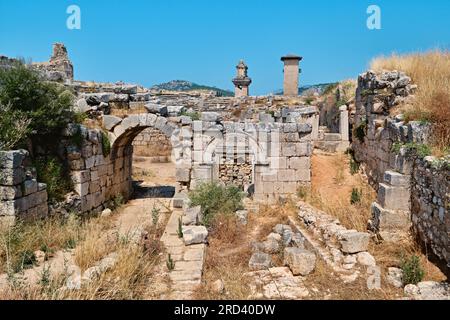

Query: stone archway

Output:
[101, 113, 186, 200]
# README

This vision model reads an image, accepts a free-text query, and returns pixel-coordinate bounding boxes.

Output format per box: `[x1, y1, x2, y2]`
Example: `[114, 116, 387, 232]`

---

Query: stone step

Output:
[377, 183, 410, 211]
[384, 170, 410, 187]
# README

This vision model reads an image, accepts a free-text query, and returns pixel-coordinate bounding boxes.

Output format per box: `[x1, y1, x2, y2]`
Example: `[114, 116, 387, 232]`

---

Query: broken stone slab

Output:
[201, 112, 221, 122]
[173, 192, 188, 208]
[283, 247, 316, 276]
[145, 103, 168, 116]
[249, 252, 272, 271]
[102, 115, 122, 131]
[261, 238, 281, 254]
[404, 281, 450, 300]
[182, 226, 208, 245]
[339, 232, 370, 254]
[387, 267, 404, 288]
[176, 168, 190, 183]
[182, 206, 201, 226]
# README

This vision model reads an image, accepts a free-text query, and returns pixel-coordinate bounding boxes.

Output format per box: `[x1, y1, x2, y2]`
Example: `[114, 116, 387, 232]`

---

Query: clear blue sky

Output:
[1, 0, 449, 95]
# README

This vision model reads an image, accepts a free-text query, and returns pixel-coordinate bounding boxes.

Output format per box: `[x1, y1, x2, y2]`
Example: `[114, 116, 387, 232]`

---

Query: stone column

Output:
[339, 105, 349, 142]
[281, 55, 302, 96]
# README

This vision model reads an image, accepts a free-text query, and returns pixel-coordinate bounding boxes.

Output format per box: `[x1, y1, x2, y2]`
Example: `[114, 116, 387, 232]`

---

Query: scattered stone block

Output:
[249, 252, 272, 270]
[284, 247, 316, 276]
[387, 267, 403, 288]
[339, 232, 370, 254]
[182, 206, 201, 226]
[182, 226, 208, 245]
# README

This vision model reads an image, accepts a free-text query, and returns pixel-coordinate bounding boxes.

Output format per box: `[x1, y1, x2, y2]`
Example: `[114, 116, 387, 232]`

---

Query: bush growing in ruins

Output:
[392, 142, 432, 159]
[0, 102, 31, 151]
[33, 156, 72, 202]
[0, 61, 78, 151]
[354, 121, 367, 144]
[401, 255, 424, 285]
[189, 182, 245, 227]
[101, 131, 111, 157]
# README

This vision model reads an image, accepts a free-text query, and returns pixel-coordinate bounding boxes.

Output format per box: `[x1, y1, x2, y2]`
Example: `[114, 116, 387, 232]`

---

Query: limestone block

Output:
[283, 123, 298, 133]
[383, 171, 410, 187]
[176, 168, 191, 183]
[282, 143, 297, 157]
[121, 115, 140, 130]
[85, 156, 96, 170]
[0, 185, 22, 200]
[371, 202, 411, 231]
[145, 103, 168, 116]
[0, 200, 20, 216]
[249, 252, 272, 270]
[74, 182, 90, 197]
[297, 123, 312, 133]
[339, 232, 370, 254]
[23, 179, 38, 196]
[182, 226, 208, 245]
[89, 181, 101, 194]
[102, 115, 122, 131]
[283, 248, 316, 276]
[0, 150, 27, 169]
[270, 157, 287, 169]
[377, 183, 410, 211]
[288, 157, 310, 170]
[296, 169, 311, 182]
[283, 182, 298, 194]
[278, 169, 297, 182]
[173, 192, 188, 209]
[296, 143, 313, 156]
[201, 112, 221, 122]
[182, 206, 201, 226]
[1, 166, 26, 186]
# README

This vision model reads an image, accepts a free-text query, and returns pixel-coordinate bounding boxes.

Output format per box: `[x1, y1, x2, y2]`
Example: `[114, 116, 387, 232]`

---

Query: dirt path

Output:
[311, 151, 361, 205]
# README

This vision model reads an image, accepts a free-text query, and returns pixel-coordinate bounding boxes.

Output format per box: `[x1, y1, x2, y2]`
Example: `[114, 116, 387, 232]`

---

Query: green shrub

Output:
[401, 255, 425, 285]
[101, 131, 111, 157]
[188, 182, 245, 227]
[297, 186, 309, 200]
[0, 102, 31, 151]
[34, 156, 72, 202]
[0, 61, 76, 151]
[392, 142, 432, 158]
[180, 110, 201, 121]
[350, 188, 362, 205]
[354, 122, 367, 143]
[177, 217, 183, 238]
[166, 254, 175, 271]
[349, 158, 360, 175]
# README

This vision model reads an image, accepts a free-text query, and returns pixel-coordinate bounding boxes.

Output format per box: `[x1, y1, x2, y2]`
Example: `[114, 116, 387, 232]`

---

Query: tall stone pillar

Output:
[232, 60, 252, 97]
[281, 54, 302, 96]
[339, 105, 349, 141]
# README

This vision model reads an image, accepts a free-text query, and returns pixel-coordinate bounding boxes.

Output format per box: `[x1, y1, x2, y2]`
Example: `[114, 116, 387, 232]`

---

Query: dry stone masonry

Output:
[353, 70, 449, 267]
[0, 150, 48, 226]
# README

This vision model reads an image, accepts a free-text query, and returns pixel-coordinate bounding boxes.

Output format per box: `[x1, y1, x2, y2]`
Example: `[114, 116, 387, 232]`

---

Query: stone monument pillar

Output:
[281, 54, 302, 96]
[232, 60, 252, 97]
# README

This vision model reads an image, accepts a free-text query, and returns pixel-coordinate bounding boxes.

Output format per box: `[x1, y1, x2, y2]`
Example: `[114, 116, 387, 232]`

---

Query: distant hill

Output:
[275, 83, 338, 96]
[151, 80, 234, 97]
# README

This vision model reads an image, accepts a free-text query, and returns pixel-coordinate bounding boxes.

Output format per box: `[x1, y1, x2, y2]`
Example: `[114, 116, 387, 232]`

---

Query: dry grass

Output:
[371, 50, 450, 154]
[0, 215, 83, 274]
[300, 179, 375, 232]
[132, 167, 156, 181]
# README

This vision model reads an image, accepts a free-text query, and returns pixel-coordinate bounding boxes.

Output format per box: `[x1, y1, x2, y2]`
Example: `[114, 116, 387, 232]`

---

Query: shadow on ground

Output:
[132, 181, 176, 199]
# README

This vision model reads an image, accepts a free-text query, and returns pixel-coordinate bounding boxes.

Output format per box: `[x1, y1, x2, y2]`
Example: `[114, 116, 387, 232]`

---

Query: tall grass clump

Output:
[371, 50, 450, 155]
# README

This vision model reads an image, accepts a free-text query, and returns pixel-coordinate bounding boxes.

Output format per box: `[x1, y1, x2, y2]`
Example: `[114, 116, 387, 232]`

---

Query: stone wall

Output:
[352, 70, 449, 268]
[411, 158, 449, 265]
[0, 150, 48, 226]
[132, 127, 172, 158]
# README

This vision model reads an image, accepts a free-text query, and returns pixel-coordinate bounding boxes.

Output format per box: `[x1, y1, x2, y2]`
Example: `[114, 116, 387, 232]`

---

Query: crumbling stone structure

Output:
[33, 43, 74, 82]
[353, 70, 449, 267]
[0, 150, 48, 226]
